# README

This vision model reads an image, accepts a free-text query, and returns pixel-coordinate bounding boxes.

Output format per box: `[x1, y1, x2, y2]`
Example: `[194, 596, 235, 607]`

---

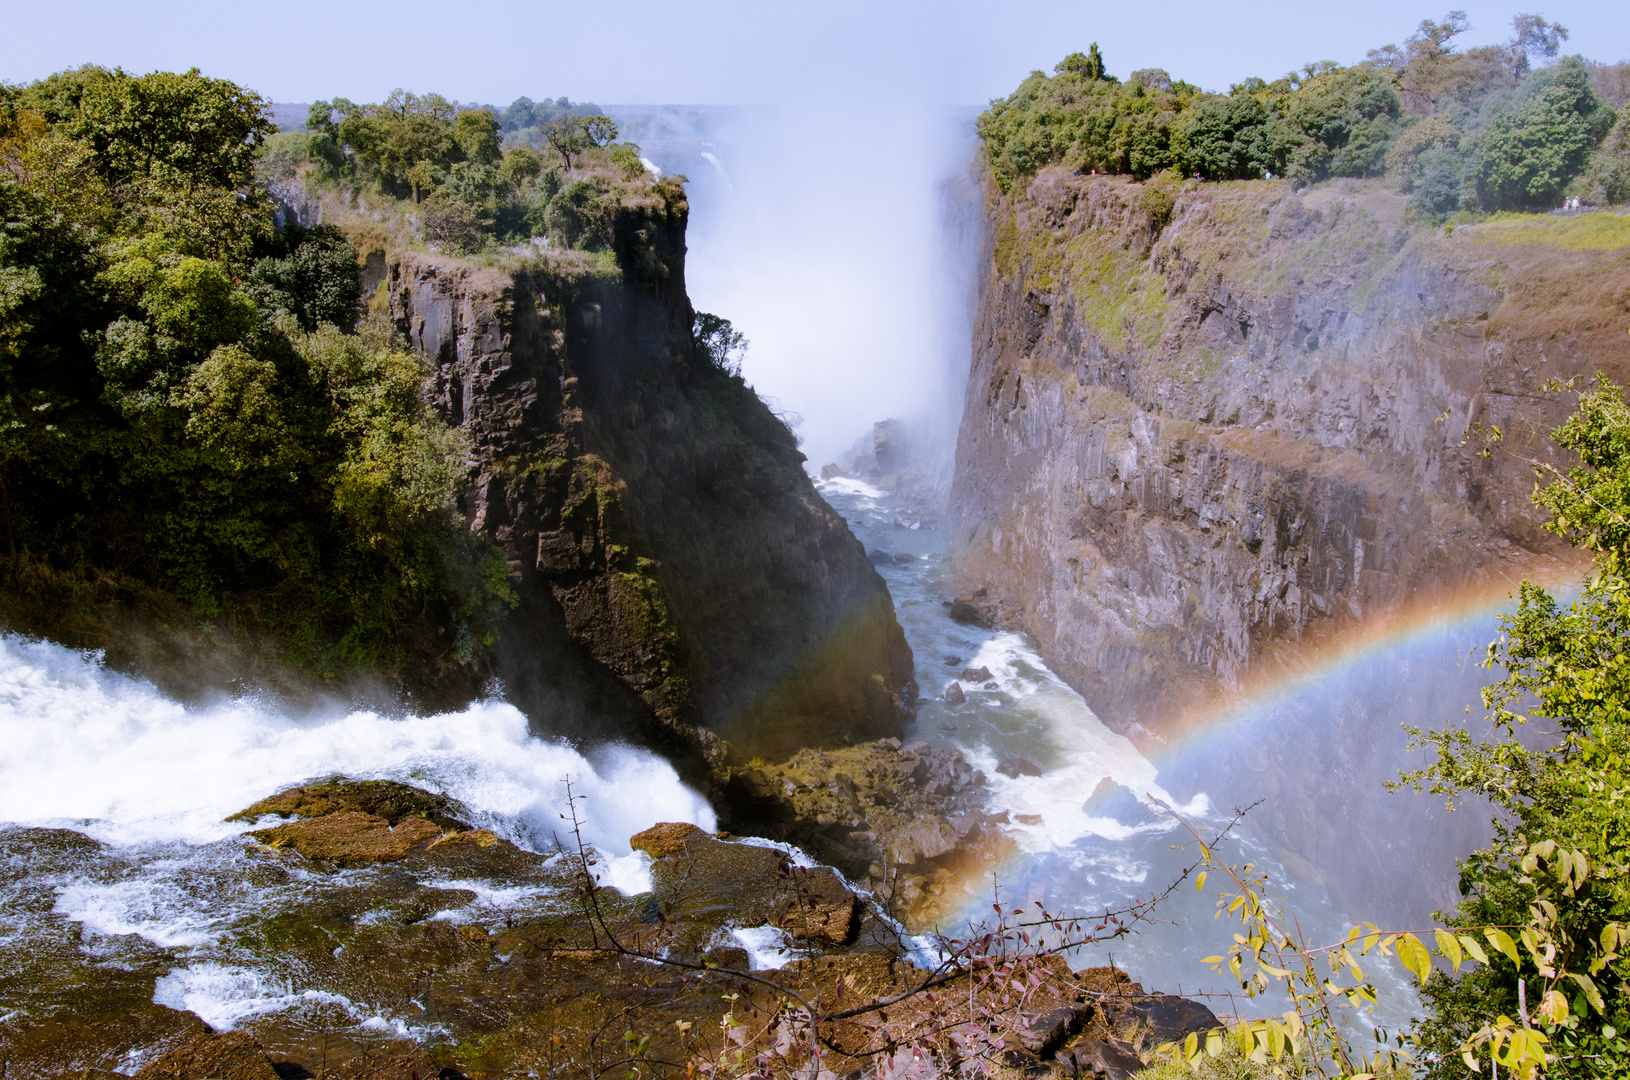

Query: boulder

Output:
[1083, 779, 1159, 826]
[1096, 993, 1220, 1046]
[132, 1030, 280, 1080]
[961, 665, 993, 683]
[1058, 1036, 1147, 1080]
[630, 821, 706, 858]
[997, 757, 1043, 778]
[229, 778, 469, 830]
[643, 828, 859, 945]
[942, 682, 965, 705]
[868, 548, 896, 565]
[1013, 1004, 1086, 1054]
[251, 810, 444, 865]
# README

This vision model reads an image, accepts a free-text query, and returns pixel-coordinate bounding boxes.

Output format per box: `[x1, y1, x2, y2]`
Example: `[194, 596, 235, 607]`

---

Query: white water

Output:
[0, 633, 715, 855]
[0, 631, 718, 1043]
[814, 475, 1421, 1029]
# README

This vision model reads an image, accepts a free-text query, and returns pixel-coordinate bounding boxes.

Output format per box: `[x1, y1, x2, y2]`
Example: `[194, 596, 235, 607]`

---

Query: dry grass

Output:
[1459, 209, 1630, 251]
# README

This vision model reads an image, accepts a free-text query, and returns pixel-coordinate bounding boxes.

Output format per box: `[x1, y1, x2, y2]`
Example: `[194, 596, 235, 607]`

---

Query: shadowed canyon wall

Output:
[950, 170, 1628, 736]
[378, 189, 914, 768]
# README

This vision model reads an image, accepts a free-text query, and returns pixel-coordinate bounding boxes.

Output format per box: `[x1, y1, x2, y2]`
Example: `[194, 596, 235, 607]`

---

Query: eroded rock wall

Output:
[950, 171, 1629, 736]
[949, 171, 1630, 920]
[386, 191, 913, 767]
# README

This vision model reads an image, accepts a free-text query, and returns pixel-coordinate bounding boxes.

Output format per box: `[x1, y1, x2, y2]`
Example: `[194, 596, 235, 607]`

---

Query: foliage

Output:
[979, 15, 1621, 211]
[1572, 109, 1630, 205]
[692, 311, 747, 376]
[1474, 58, 1614, 210]
[0, 66, 512, 678]
[539, 113, 618, 170]
[1400, 378, 1630, 1077]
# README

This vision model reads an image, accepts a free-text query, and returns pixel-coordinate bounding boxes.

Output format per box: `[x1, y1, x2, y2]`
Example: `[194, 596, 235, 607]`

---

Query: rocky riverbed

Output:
[3, 765, 1218, 1078]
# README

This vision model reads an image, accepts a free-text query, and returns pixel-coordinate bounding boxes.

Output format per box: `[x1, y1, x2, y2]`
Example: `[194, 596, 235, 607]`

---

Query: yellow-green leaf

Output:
[1437, 928, 1464, 971]
[1398, 932, 1433, 984]
[1569, 972, 1606, 1011]
[1486, 928, 1521, 967]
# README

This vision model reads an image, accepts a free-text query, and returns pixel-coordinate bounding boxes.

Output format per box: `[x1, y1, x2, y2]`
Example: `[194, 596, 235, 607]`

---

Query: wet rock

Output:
[1058, 1036, 1147, 1080]
[1015, 813, 1044, 826]
[942, 681, 965, 705]
[630, 821, 705, 858]
[997, 757, 1043, 778]
[132, 1030, 281, 1080]
[868, 548, 895, 565]
[312, 1042, 459, 1079]
[943, 654, 964, 667]
[641, 825, 859, 944]
[1013, 1003, 1087, 1054]
[250, 810, 445, 865]
[230, 778, 469, 830]
[947, 596, 988, 626]
[718, 740, 1015, 929]
[1096, 992, 1221, 1046]
[961, 665, 993, 682]
[1083, 779, 1160, 826]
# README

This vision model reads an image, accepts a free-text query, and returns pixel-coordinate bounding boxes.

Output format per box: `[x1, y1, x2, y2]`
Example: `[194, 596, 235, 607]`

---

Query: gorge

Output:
[4, 30, 1630, 1080]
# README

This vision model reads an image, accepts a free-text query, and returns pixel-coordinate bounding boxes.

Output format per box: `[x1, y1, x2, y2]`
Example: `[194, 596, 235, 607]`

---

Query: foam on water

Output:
[0, 633, 715, 855]
[151, 962, 431, 1037]
[729, 925, 797, 970]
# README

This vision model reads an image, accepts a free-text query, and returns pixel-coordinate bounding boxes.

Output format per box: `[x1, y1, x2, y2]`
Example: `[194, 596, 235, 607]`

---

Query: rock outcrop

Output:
[370, 184, 913, 765]
[948, 171, 1630, 921]
[0, 778, 1218, 1079]
[950, 172, 1628, 737]
[721, 737, 1016, 924]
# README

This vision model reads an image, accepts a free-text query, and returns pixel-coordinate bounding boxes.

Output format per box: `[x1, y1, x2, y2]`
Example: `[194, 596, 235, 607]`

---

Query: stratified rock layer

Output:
[948, 171, 1630, 920]
[375, 186, 913, 764]
[951, 172, 1627, 734]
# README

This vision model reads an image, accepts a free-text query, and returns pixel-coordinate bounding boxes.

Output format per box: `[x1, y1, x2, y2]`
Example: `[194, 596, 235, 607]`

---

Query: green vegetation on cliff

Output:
[1398, 381, 1630, 1077]
[981, 13, 1628, 214]
[262, 88, 675, 258]
[0, 66, 513, 681]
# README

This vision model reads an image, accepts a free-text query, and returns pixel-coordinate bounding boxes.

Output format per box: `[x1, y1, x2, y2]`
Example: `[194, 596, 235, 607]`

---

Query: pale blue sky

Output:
[5, 0, 1626, 106]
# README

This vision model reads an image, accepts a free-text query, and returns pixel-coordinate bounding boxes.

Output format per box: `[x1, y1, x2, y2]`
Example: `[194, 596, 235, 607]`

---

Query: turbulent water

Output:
[0, 474, 1497, 1056]
[0, 635, 714, 1052]
[814, 474, 1425, 1031]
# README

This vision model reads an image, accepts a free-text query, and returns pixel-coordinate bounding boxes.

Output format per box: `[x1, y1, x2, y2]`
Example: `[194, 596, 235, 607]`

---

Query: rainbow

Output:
[919, 550, 1591, 936]
[1149, 550, 1588, 762]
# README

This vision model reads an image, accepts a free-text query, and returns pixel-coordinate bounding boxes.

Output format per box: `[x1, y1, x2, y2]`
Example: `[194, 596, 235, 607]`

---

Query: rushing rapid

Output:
[0, 633, 715, 1055]
[815, 474, 1424, 1028]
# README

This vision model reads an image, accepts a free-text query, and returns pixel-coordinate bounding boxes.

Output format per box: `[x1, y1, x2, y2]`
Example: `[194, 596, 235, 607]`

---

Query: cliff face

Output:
[948, 174, 1630, 920]
[381, 189, 913, 766]
[950, 171, 1629, 736]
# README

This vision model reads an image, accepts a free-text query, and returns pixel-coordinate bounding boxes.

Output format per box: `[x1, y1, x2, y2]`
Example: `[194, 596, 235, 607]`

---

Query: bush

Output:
[1476, 59, 1612, 209]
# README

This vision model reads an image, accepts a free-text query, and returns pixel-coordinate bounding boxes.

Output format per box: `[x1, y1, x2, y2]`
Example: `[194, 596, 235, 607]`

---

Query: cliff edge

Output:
[950, 171, 1627, 737]
[379, 185, 914, 766]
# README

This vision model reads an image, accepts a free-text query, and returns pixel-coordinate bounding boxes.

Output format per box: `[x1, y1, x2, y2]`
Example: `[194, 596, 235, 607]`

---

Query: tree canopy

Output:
[978, 14, 1624, 214]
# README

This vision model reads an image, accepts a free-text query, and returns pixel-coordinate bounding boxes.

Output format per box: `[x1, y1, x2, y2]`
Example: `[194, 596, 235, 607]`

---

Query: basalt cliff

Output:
[342, 187, 914, 767]
[947, 170, 1630, 917]
[950, 171, 1628, 735]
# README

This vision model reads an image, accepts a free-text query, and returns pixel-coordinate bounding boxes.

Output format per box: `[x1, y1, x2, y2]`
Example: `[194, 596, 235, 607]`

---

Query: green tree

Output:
[1405, 378, 1630, 1077]
[1176, 94, 1284, 179]
[453, 107, 501, 166]
[1056, 43, 1110, 81]
[70, 67, 274, 189]
[1477, 57, 1613, 209]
